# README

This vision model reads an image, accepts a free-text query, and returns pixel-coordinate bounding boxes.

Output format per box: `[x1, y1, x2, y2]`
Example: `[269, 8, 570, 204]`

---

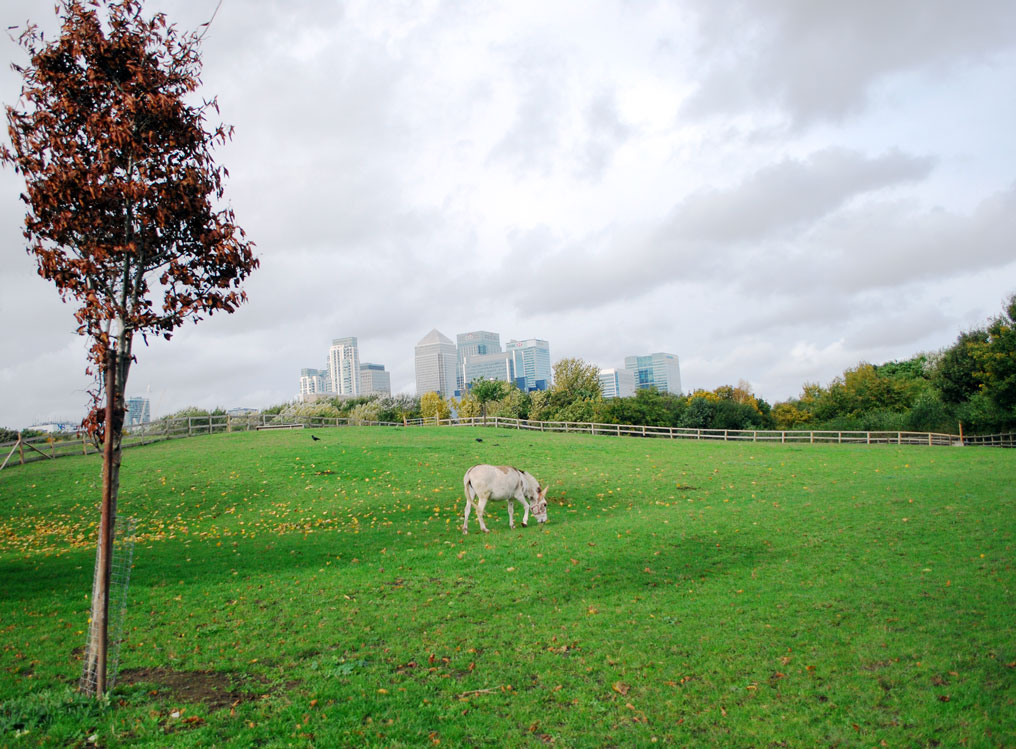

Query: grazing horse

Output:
[462, 464, 549, 534]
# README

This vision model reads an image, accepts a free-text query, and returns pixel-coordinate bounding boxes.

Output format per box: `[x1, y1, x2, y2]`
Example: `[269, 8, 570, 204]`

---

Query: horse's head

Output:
[530, 485, 549, 524]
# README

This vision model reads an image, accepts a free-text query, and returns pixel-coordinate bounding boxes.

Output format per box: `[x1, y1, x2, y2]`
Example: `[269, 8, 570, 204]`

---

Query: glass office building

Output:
[506, 338, 551, 392]
[623, 352, 682, 394]
[598, 368, 636, 399]
[456, 331, 501, 392]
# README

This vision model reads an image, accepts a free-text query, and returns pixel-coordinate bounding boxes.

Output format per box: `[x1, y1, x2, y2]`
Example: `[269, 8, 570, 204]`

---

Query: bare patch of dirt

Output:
[118, 667, 289, 711]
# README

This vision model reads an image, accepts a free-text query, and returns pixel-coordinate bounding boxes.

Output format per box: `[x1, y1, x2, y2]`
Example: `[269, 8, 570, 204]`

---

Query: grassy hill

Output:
[1, 427, 1014, 746]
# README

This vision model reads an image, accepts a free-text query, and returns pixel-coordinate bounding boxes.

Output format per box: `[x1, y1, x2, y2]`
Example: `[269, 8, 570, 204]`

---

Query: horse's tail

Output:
[463, 467, 477, 507]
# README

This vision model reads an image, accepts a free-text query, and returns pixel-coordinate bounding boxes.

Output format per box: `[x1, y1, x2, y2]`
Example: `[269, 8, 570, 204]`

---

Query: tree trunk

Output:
[82, 350, 116, 694]
[81, 344, 131, 696]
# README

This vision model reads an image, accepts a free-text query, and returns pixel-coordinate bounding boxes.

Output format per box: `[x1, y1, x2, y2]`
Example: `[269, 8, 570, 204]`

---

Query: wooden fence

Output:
[3, 416, 1011, 473]
[427, 417, 961, 446]
[961, 432, 1016, 448]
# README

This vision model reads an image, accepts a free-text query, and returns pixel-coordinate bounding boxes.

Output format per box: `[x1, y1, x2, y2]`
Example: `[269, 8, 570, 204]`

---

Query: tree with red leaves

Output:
[3, 0, 257, 695]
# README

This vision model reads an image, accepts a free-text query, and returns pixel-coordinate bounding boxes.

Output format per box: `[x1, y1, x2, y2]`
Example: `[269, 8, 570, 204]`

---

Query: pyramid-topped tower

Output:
[414, 329, 457, 396]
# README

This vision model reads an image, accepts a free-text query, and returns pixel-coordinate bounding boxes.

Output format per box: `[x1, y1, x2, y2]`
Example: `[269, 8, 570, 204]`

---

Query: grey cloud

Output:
[845, 307, 952, 351]
[487, 45, 570, 174]
[658, 148, 934, 243]
[510, 148, 934, 312]
[781, 183, 1016, 295]
[576, 90, 633, 180]
[682, 0, 1016, 125]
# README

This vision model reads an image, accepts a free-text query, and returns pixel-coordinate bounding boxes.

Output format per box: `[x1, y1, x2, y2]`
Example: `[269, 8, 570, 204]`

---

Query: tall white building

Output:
[299, 368, 330, 400]
[415, 329, 457, 397]
[624, 352, 682, 394]
[506, 338, 552, 391]
[359, 363, 391, 396]
[598, 368, 636, 399]
[329, 337, 361, 397]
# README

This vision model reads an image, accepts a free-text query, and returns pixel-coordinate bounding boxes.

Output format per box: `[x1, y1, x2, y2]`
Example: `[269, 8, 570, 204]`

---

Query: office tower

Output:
[125, 396, 151, 426]
[299, 368, 330, 400]
[623, 352, 682, 394]
[463, 351, 515, 388]
[415, 329, 457, 396]
[506, 338, 552, 392]
[359, 363, 392, 396]
[598, 368, 636, 399]
[329, 336, 361, 397]
[456, 331, 501, 392]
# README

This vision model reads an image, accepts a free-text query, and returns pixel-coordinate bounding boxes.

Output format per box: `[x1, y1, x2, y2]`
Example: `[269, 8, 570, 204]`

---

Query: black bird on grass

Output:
[311, 434, 321, 441]
[475, 437, 483, 442]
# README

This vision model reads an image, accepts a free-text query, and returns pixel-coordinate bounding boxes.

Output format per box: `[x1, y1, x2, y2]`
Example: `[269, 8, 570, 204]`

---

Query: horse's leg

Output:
[477, 493, 491, 533]
[519, 495, 531, 527]
[462, 496, 473, 534]
[508, 498, 516, 529]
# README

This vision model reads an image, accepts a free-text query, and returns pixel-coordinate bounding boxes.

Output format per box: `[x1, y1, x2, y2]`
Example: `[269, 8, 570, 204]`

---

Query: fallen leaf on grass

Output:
[612, 682, 630, 696]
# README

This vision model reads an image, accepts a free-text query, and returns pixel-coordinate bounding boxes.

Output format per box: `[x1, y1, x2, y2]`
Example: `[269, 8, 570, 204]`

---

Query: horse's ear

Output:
[539, 485, 549, 500]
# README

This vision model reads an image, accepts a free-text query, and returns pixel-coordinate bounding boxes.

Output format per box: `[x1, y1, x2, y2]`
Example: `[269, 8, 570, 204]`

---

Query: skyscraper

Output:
[463, 351, 515, 387]
[329, 337, 361, 397]
[299, 368, 331, 400]
[624, 352, 682, 394]
[415, 329, 457, 397]
[506, 338, 552, 391]
[456, 331, 501, 392]
[359, 363, 391, 396]
[598, 368, 636, 399]
[125, 396, 151, 426]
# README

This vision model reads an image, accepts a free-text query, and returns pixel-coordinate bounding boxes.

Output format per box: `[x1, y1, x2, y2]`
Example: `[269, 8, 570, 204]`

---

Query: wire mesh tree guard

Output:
[80, 516, 137, 694]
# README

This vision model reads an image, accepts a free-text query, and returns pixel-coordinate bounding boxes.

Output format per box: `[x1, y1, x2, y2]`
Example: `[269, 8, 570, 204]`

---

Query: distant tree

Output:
[0, 427, 20, 444]
[934, 330, 988, 405]
[487, 385, 531, 420]
[541, 358, 602, 420]
[772, 402, 811, 430]
[551, 358, 602, 401]
[371, 394, 420, 424]
[977, 295, 1016, 419]
[454, 390, 482, 419]
[420, 391, 451, 420]
[875, 355, 930, 382]
[470, 379, 506, 422]
[2, 0, 256, 695]
[680, 396, 715, 429]
[595, 388, 687, 427]
[528, 389, 552, 421]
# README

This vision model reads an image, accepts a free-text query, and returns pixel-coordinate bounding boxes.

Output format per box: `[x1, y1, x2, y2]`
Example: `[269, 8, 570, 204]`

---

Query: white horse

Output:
[462, 464, 549, 534]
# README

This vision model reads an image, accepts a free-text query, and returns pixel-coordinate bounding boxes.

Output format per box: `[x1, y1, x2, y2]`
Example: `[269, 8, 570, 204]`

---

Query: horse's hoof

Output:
[522, 523, 528, 528]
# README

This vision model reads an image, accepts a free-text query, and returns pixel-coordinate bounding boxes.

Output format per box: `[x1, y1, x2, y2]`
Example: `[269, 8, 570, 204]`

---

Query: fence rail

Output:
[961, 432, 1016, 448]
[3, 415, 1010, 472]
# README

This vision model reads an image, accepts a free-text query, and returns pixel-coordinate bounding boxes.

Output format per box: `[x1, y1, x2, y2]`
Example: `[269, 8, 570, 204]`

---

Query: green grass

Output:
[1, 427, 1014, 747]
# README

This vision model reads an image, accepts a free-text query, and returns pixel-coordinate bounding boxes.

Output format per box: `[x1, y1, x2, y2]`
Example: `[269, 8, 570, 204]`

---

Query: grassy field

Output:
[1, 426, 1014, 747]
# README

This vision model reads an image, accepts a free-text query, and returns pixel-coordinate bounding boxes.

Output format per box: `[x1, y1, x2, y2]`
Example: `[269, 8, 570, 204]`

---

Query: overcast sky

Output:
[2, 0, 1015, 428]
